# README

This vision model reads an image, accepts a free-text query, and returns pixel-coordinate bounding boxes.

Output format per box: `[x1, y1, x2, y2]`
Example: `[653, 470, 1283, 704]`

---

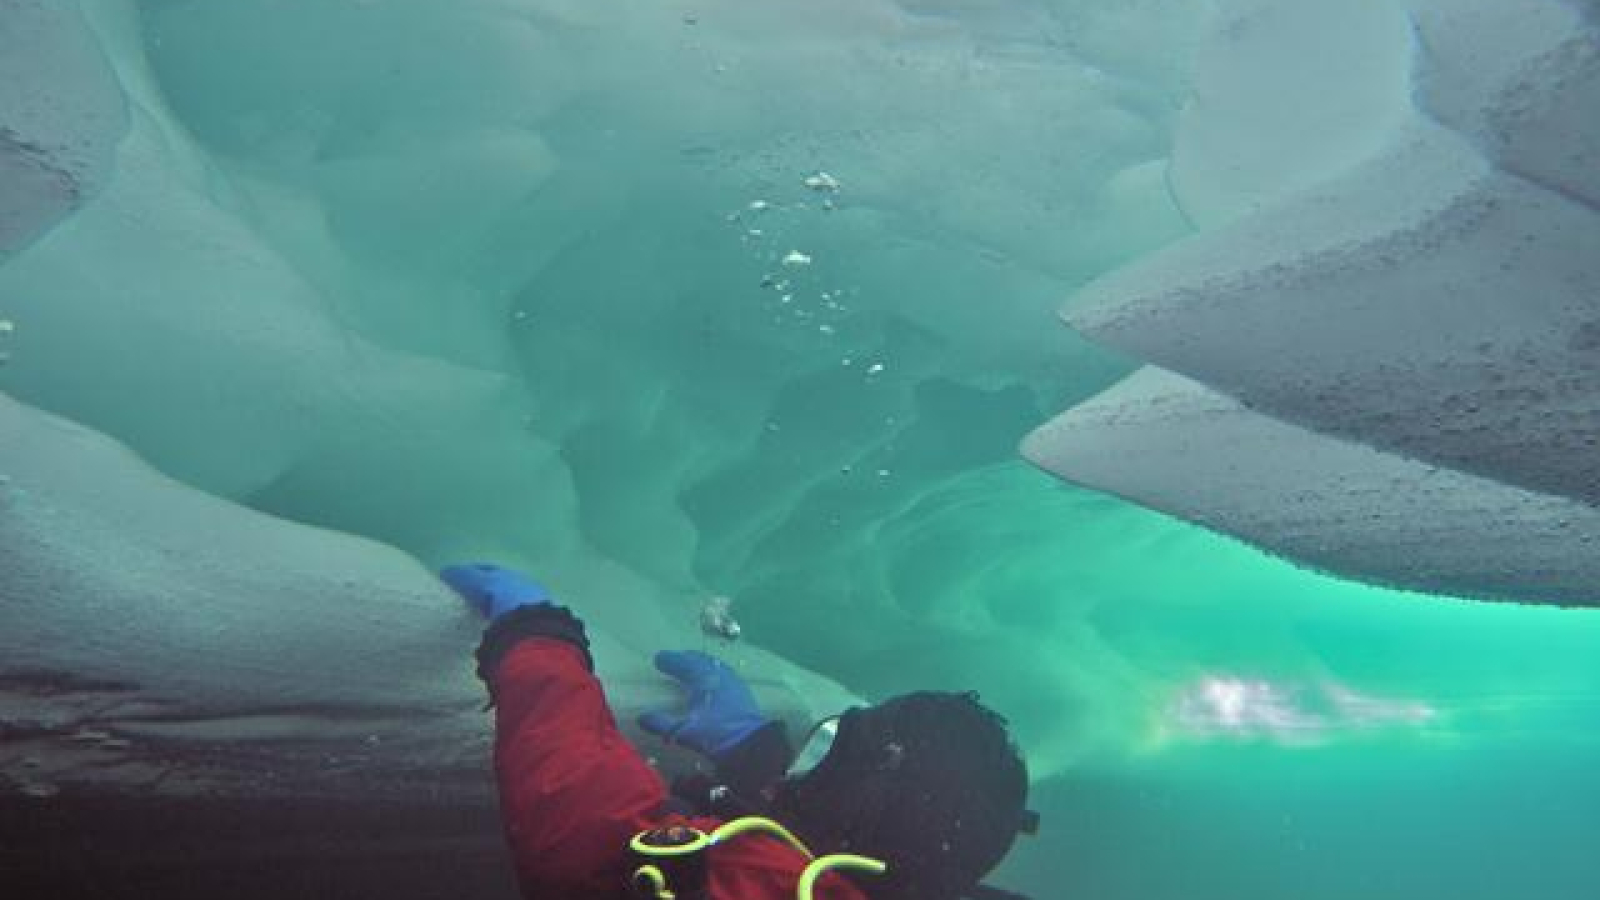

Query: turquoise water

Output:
[1013, 736, 1600, 899]
[729, 464, 1600, 897]
[5, 3, 1596, 898]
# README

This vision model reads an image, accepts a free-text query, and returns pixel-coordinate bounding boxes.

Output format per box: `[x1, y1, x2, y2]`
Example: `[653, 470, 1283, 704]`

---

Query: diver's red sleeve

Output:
[489, 638, 668, 897]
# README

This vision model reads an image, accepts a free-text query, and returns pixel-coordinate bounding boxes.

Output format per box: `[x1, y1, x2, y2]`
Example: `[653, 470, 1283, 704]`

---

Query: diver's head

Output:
[772, 691, 1029, 900]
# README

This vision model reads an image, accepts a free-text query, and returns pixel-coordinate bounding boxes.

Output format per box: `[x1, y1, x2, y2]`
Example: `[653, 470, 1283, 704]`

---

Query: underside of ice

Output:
[1026, 0, 1600, 606]
[2, 0, 1592, 843]
[0, 392, 855, 797]
[0, 0, 125, 260]
[1024, 368, 1600, 606]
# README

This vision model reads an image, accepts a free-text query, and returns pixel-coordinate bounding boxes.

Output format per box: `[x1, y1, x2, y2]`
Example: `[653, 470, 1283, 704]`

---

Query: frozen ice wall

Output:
[1026, 0, 1600, 606]
[0, 0, 1202, 816]
[0, 0, 123, 261]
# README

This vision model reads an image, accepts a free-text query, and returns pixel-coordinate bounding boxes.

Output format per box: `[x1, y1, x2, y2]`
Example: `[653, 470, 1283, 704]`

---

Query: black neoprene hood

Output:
[778, 691, 1030, 900]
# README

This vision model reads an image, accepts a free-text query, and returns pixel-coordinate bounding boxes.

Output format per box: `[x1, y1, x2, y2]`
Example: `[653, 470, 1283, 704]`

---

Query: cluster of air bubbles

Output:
[0, 314, 13, 367]
[725, 171, 885, 378]
[699, 595, 741, 642]
[677, 11, 736, 75]
[722, 172, 902, 485]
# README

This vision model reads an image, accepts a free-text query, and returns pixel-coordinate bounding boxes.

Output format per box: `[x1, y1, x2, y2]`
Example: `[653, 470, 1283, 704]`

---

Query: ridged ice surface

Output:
[1025, 367, 1600, 605]
[1028, 0, 1600, 605]
[0, 390, 853, 795]
[0, 0, 126, 258]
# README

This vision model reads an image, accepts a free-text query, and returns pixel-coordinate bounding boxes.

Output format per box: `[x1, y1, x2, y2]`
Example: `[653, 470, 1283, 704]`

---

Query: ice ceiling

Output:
[2, 0, 1599, 896]
[1027, 0, 1600, 606]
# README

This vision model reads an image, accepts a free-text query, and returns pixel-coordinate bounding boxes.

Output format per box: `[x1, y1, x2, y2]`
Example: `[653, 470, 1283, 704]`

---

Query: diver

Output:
[439, 563, 1038, 900]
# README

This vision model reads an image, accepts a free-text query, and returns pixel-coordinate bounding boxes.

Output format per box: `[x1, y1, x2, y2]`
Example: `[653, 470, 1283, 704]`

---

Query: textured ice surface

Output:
[1024, 368, 1600, 606]
[1167, 0, 1415, 226]
[0, 0, 126, 259]
[1029, 0, 1600, 604]
[0, 0, 1207, 804]
[0, 391, 484, 794]
[0, 389, 856, 794]
[1414, 0, 1600, 209]
[1071, 117, 1600, 505]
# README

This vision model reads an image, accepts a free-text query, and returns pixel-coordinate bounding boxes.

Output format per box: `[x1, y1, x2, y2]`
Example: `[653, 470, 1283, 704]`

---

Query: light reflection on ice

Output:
[1170, 675, 1435, 743]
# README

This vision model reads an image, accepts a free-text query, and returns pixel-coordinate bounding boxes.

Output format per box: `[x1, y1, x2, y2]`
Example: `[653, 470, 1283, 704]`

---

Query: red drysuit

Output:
[488, 636, 868, 900]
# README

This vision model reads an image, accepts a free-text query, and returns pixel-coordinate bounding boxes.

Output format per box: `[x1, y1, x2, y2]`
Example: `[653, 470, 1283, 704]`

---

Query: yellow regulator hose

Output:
[631, 816, 886, 900]
[797, 853, 889, 900]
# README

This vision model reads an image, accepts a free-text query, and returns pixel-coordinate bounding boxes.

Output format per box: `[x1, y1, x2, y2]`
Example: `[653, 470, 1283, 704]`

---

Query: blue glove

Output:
[439, 563, 553, 621]
[640, 651, 768, 760]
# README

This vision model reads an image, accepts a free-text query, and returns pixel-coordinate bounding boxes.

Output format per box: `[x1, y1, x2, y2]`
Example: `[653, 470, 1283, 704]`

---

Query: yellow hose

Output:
[797, 854, 889, 900]
[631, 864, 675, 899]
[632, 817, 885, 900]
[630, 827, 710, 858]
[708, 816, 815, 859]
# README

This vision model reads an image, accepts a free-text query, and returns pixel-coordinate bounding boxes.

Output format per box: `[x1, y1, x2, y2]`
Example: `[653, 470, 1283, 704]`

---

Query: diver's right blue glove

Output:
[640, 651, 769, 760]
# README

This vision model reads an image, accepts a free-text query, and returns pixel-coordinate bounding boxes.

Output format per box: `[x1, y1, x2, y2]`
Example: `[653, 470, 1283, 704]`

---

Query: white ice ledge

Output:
[0, 393, 857, 797]
[1027, 0, 1600, 606]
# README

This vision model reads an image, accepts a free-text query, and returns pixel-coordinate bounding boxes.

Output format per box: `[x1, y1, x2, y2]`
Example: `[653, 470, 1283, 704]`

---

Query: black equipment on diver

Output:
[641, 693, 1041, 900]
[774, 692, 1036, 900]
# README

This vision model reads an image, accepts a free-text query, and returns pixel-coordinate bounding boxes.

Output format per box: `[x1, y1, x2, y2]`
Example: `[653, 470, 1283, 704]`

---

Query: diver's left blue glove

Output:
[439, 563, 553, 621]
[640, 650, 770, 761]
